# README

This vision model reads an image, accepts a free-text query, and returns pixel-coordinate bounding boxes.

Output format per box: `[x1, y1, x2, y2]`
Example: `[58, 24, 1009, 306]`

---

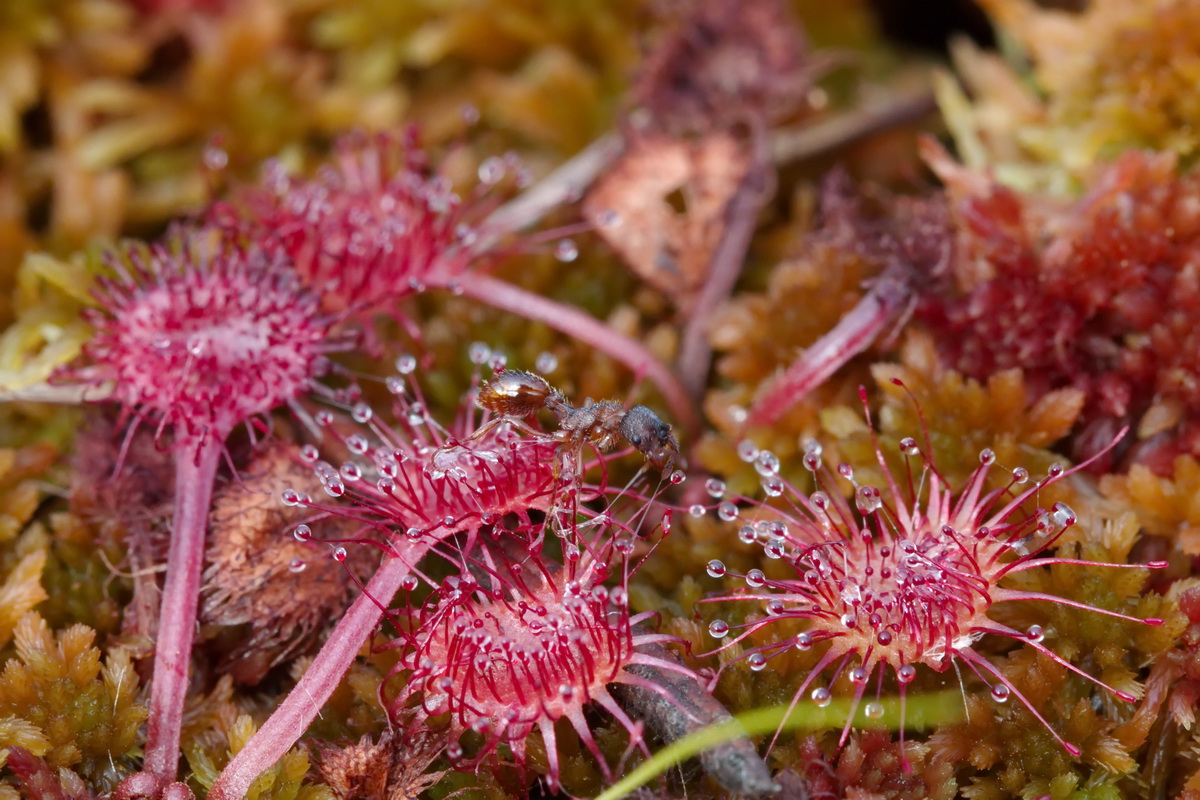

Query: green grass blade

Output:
[596, 690, 965, 800]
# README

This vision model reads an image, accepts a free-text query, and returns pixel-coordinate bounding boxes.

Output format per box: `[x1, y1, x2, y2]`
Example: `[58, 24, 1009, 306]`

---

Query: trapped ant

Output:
[476, 369, 680, 473]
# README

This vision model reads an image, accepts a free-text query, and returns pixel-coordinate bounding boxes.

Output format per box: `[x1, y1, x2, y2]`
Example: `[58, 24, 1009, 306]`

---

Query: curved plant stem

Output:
[595, 691, 964, 800]
[207, 549, 424, 800]
[458, 274, 700, 436]
[142, 439, 223, 782]
[746, 265, 914, 428]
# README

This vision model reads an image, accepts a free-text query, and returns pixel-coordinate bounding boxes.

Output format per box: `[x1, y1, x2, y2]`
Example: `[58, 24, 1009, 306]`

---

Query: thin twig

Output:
[676, 126, 775, 399]
[770, 89, 938, 166]
[0, 382, 113, 404]
[613, 644, 778, 797]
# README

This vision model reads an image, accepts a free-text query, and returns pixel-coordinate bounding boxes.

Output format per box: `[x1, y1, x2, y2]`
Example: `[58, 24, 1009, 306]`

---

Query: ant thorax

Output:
[555, 400, 627, 453]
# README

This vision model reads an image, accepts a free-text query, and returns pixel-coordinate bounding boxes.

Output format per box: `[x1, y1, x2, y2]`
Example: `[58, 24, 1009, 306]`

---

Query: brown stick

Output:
[614, 644, 778, 796]
[676, 126, 775, 399]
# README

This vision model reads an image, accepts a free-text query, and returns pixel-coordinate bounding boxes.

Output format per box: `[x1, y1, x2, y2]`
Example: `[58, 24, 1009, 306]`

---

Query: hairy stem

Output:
[142, 439, 223, 782]
[746, 265, 914, 428]
[207, 550, 424, 800]
[458, 274, 700, 436]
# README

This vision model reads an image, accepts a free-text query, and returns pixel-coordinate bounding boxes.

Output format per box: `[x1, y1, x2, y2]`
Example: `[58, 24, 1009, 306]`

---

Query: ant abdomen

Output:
[476, 370, 555, 417]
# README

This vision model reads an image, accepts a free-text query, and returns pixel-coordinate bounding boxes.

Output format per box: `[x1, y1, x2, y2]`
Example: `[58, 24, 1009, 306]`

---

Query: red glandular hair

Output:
[65, 228, 334, 445]
[211, 130, 504, 320]
[703, 390, 1164, 770]
[388, 531, 692, 791]
[285, 366, 565, 554]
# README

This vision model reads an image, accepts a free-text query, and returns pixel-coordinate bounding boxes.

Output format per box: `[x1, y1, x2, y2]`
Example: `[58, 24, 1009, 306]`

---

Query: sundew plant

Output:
[0, 1, 1196, 800]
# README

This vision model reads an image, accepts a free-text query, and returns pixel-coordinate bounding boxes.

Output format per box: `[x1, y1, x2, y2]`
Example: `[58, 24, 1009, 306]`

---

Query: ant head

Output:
[620, 405, 680, 472]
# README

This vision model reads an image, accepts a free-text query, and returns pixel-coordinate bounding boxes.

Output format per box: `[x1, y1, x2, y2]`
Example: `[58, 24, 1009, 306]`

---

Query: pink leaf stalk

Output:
[208, 549, 421, 800]
[457, 276, 699, 435]
[703, 387, 1165, 770]
[746, 264, 914, 428]
[208, 362, 586, 800]
[62, 230, 335, 798]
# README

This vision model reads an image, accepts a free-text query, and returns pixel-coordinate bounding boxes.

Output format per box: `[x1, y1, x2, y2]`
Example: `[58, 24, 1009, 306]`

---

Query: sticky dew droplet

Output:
[754, 450, 780, 476]
[468, 342, 491, 364]
[351, 403, 373, 423]
[554, 239, 579, 262]
[855, 485, 882, 514]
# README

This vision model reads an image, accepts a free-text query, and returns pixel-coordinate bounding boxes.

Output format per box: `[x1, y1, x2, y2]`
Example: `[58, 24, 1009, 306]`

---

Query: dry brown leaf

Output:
[583, 131, 749, 310]
[315, 727, 446, 800]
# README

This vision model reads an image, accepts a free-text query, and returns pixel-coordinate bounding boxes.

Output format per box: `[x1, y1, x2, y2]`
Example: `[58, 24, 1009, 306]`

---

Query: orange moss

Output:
[1101, 456, 1200, 555]
[0, 613, 145, 790]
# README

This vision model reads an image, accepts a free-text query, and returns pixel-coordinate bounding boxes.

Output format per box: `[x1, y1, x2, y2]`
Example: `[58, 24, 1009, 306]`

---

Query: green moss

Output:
[0, 613, 144, 791]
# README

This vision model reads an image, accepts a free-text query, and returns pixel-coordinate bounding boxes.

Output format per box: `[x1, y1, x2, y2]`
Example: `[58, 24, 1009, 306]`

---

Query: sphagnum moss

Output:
[2, 2, 1199, 799]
